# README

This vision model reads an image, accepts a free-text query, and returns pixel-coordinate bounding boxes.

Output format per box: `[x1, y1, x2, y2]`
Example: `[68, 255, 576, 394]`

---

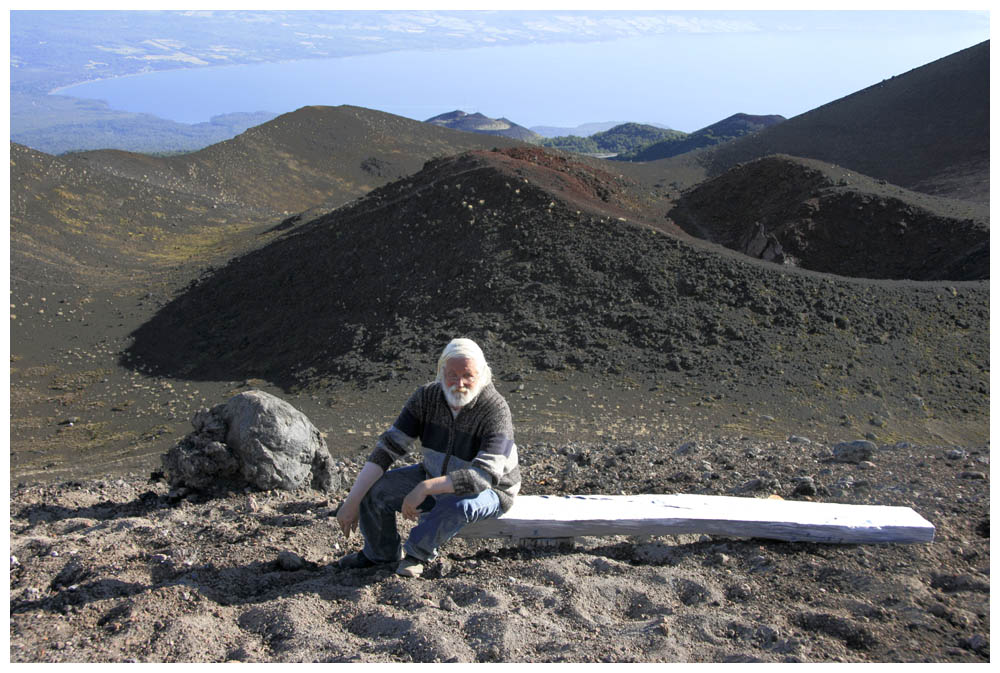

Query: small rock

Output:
[675, 441, 698, 456]
[440, 596, 458, 611]
[857, 461, 876, 470]
[945, 449, 967, 460]
[961, 634, 989, 654]
[958, 471, 986, 480]
[792, 478, 817, 496]
[788, 435, 812, 445]
[276, 551, 306, 571]
[726, 583, 752, 602]
[830, 440, 876, 464]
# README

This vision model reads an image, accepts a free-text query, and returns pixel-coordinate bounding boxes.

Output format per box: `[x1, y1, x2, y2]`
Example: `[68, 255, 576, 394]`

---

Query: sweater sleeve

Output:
[366, 386, 424, 471]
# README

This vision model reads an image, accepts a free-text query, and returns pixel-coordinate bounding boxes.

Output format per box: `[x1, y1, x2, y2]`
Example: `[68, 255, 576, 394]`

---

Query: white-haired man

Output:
[336, 338, 520, 577]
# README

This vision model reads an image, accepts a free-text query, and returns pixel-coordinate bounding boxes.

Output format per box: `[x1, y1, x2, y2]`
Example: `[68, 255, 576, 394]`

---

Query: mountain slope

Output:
[10, 142, 269, 291]
[63, 105, 527, 216]
[619, 113, 785, 161]
[668, 154, 988, 280]
[701, 41, 990, 203]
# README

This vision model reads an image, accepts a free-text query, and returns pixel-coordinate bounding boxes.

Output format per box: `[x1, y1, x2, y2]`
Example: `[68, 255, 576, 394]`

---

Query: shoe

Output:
[336, 551, 380, 570]
[396, 554, 425, 578]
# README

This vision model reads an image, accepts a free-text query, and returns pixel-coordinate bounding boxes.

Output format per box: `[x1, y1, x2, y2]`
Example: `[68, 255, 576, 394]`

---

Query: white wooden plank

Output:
[458, 494, 935, 544]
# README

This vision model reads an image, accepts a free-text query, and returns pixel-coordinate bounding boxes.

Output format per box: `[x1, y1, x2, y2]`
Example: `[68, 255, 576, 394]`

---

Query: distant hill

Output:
[530, 121, 673, 138]
[540, 123, 687, 156]
[64, 105, 526, 216]
[424, 110, 542, 142]
[616, 114, 785, 161]
[10, 105, 530, 292]
[10, 92, 278, 155]
[700, 40, 990, 203]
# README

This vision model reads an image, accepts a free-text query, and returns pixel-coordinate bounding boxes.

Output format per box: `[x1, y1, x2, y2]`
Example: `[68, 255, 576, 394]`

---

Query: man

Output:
[335, 338, 520, 578]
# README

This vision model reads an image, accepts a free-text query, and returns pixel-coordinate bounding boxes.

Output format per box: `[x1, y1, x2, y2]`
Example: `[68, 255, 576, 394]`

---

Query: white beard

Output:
[443, 381, 481, 410]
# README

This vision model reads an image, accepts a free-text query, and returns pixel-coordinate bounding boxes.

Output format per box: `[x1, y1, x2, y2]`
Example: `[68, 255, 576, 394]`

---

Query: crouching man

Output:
[336, 338, 520, 578]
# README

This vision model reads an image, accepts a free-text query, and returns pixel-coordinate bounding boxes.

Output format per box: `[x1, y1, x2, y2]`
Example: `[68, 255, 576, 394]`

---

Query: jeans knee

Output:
[437, 495, 482, 523]
[362, 479, 394, 512]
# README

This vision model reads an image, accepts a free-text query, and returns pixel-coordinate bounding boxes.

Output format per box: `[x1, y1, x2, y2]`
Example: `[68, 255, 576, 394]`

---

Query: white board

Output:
[458, 493, 935, 544]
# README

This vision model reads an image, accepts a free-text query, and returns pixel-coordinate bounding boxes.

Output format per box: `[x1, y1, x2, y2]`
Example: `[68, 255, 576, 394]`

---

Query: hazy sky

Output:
[23, 7, 994, 131]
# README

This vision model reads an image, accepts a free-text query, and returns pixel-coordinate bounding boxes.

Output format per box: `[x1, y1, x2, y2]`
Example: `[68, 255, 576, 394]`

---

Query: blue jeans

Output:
[360, 463, 502, 563]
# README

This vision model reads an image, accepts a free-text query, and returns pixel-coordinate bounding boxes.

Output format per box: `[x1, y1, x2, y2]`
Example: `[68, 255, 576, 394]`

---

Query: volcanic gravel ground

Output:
[9, 432, 989, 663]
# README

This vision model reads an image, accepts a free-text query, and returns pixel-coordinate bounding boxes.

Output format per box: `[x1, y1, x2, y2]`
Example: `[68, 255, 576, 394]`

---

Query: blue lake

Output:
[57, 33, 973, 132]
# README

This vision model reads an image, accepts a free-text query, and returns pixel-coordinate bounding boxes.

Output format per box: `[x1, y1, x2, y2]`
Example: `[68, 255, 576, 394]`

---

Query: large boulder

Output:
[162, 390, 338, 492]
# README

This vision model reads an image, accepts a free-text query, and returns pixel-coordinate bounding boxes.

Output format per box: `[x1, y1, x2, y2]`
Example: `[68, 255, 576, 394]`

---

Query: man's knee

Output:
[363, 467, 421, 511]
[362, 477, 396, 512]
[435, 493, 494, 523]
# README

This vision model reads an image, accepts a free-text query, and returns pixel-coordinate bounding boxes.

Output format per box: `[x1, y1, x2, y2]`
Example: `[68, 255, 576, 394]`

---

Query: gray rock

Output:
[276, 551, 306, 571]
[788, 435, 812, 445]
[792, 477, 817, 497]
[830, 440, 876, 464]
[945, 449, 967, 460]
[961, 634, 989, 654]
[224, 391, 336, 491]
[675, 441, 698, 456]
[162, 438, 240, 491]
[162, 390, 338, 493]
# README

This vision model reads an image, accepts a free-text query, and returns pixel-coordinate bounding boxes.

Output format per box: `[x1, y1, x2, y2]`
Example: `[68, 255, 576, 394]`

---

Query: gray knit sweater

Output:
[368, 381, 521, 511]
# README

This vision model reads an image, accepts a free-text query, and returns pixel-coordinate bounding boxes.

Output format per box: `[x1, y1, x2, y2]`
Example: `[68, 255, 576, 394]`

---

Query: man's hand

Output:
[401, 483, 428, 521]
[336, 499, 360, 539]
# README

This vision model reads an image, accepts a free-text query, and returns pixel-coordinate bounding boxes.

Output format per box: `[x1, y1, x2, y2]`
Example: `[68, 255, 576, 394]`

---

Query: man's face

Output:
[443, 357, 480, 408]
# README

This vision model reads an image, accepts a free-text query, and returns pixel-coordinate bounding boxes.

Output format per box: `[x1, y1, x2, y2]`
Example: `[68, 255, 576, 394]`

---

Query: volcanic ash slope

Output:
[668, 154, 988, 281]
[126, 148, 988, 442]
